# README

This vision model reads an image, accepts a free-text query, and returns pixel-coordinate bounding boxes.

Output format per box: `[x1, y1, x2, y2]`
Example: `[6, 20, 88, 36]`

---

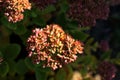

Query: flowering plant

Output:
[27, 24, 83, 70]
[0, 0, 119, 80]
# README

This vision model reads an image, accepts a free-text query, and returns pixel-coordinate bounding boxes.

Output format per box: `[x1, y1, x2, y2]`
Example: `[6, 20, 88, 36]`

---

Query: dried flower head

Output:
[67, 0, 110, 27]
[30, 0, 57, 10]
[4, 0, 31, 23]
[27, 24, 84, 70]
[98, 61, 117, 80]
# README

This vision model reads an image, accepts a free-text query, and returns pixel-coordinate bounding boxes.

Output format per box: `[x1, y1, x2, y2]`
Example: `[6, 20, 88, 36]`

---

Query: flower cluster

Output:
[98, 61, 117, 80]
[30, 0, 57, 10]
[1, 0, 31, 23]
[67, 0, 110, 27]
[27, 24, 83, 70]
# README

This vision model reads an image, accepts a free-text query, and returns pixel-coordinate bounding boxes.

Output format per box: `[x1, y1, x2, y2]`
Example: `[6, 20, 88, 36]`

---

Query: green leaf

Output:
[86, 38, 94, 45]
[31, 10, 38, 18]
[75, 31, 89, 41]
[111, 58, 120, 65]
[100, 50, 112, 60]
[59, 1, 69, 13]
[4, 44, 21, 60]
[56, 13, 67, 27]
[69, 30, 89, 41]
[7, 60, 16, 76]
[65, 65, 73, 80]
[76, 55, 97, 70]
[80, 67, 88, 77]
[14, 24, 27, 35]
[1, 17, 17, 30]
[92, 42, 99, 52]
[25, 57, 35, 70]
[16, 59, 28, 75]
[32, 17, 46, 26]
[40, 5, 56, 15]
[19, 30, 31, 45]
[0, 51, 3, 58]
[35, 67, 48, 80]
[84, 38, 98, 54]
[66, 21, 79, 29]
[0, 61, 9, 77]
[55, 68, 66, 80]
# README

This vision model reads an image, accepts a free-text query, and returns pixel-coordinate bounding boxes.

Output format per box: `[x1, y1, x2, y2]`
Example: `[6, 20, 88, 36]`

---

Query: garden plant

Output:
[0, 0, 120, 80]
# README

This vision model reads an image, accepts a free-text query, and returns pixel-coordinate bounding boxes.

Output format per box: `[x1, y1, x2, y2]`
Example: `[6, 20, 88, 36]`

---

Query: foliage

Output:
[0, 0, 120, 80]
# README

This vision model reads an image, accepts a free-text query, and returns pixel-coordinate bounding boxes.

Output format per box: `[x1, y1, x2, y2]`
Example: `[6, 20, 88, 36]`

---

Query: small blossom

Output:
[98, 61, 117, 80]
[27, 24, 84, 70]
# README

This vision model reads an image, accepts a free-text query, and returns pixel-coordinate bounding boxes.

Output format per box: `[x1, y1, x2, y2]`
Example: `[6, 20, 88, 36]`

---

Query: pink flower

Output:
[98, 61, 117, 80]
[1, 0, 31, 23]
[27, 24, 84, 70]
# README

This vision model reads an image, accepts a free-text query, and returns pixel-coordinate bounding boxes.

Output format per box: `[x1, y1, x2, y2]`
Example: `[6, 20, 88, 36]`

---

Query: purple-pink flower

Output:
[67, 0, 110, 27]
[98, 61, 117, 80]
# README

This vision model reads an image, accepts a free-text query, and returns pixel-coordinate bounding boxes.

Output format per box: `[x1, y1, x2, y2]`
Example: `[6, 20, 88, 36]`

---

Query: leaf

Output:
[91, 42, 99, 52]
[111, 58, 120, 65]
[86, 38, 94, 45]
[55, 68, 66, 80]
[66, 21, 79, 29]
[16, 59, 28, 75]
[35, 67, 48, 80]
[65, 65, 73, 80]
[1, 17, 17, 30]
[0, 51, 3, 58]
[40, 5, 56, 15]
[80, 67, 88, 77]
[19, 30, 31, 45]
[24, 57, 35, 70]
[4, 44, 21, 60]
[0, 61, 9, 77]
[7, 60, 16, 76]
[84, 38, 98, 54]
[56, 13, 67, 26]
[32, 17, 46, 26]
[59, 1, 69, 13]
[67, 29, 89, 41]
[100, 50, 112, 60]
[31, 10, 38, 18]
[14, 24, 27, 35]
[76, 55, 97, 70]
